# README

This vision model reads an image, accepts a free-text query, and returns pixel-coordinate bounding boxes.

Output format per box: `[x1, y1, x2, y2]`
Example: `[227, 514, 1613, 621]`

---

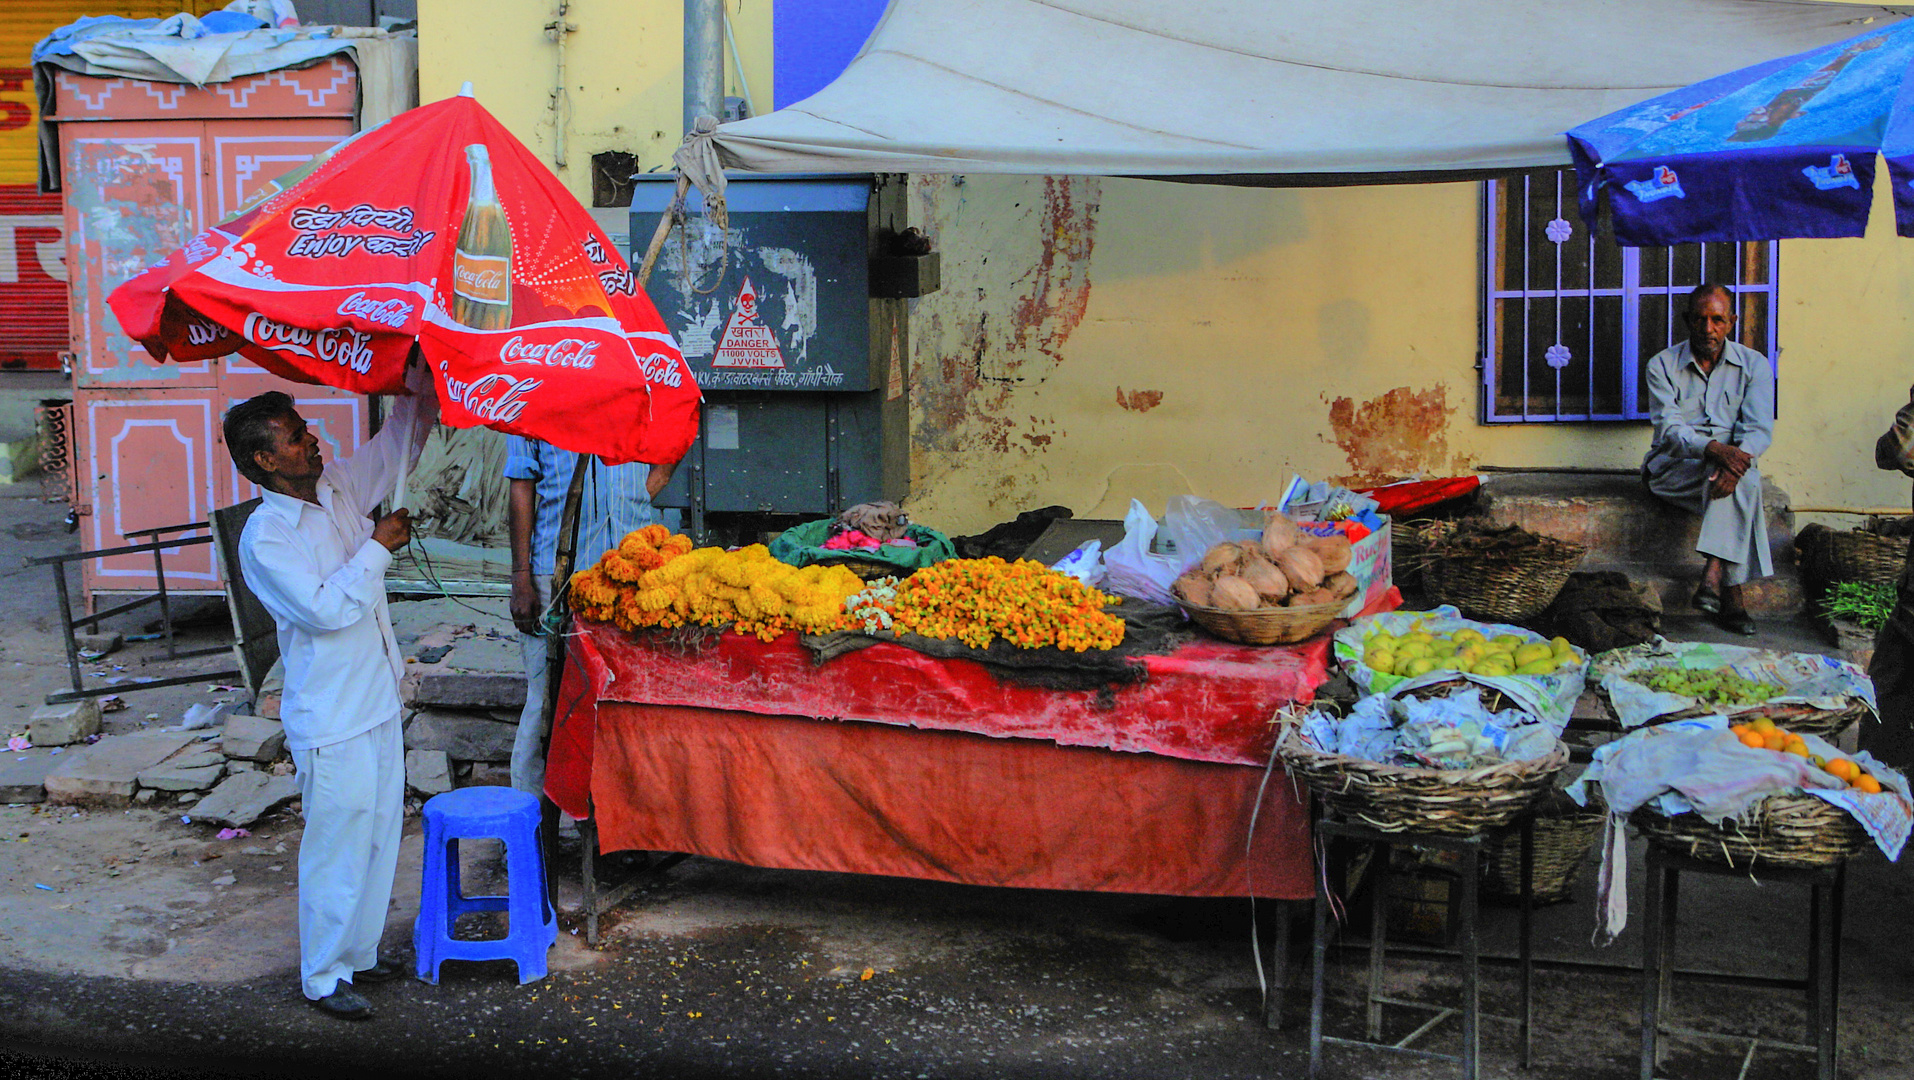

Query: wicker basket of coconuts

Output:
[1171, 510, 1362, 645]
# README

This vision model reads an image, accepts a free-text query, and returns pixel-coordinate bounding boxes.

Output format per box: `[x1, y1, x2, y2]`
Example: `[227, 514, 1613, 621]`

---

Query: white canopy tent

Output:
[690, 0, 1909, 184]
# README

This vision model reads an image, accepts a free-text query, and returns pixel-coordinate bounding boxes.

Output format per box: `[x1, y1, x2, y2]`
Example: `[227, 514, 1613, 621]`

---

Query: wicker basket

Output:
[1277, 725, 1568, 836]
[1422, 532, 1586, 623]
[1185, 599, 1344, 646]
[1825, 528, 1906, 586]
[1390, 519, 1456, 588]
[1481, 791, 1604, 904]
[1631, 795, 1872, 870]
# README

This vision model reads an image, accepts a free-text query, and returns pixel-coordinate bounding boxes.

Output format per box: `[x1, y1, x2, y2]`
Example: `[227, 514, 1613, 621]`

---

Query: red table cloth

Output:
[546, 592, 1397, 900]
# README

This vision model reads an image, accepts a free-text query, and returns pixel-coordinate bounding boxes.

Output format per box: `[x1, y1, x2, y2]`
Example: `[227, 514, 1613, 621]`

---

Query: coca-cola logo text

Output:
[499, 335, 598, 369]
[438, 361, 542, 424]
[638, 352, 685, 389]
[337, 291, 414, 329]
[286, 202, 435, 260]
[185, 319, 227, 347]
[182, 232, 218, 264]
[597, 266, 636, 296]
[453, 264, 507, 293]
[241, 314, 375, 375]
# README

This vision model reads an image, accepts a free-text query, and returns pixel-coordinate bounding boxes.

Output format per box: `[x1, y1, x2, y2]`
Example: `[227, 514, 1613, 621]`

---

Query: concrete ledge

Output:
[1474, 472, 1801, 617]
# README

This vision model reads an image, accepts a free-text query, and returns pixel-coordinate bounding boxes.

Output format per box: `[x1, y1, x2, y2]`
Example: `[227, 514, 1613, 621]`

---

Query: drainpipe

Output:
[545, 2, 576, 169]
[684, 0, 725, 136]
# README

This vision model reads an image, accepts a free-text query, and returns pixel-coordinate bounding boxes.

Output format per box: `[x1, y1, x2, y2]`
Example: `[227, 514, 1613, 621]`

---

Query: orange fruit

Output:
[1784, 743, 1810, 758]
[1751, 717, 1777, 734]
[1737, 732, 1765, 749]
[1783, 732, 1805, 746]
[1762, 731, 1786, 751]
[1856, 774, 1883, 795]
[1826, 759, 1855, 781]
[1730, 724, 1750, 737]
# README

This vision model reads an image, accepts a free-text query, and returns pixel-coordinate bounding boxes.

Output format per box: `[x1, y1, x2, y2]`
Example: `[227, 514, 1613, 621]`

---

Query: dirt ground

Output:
[1, 481, 1911, 1080]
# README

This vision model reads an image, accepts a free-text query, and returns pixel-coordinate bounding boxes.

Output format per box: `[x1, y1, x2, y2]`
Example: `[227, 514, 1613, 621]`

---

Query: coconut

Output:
[1172, 572, 1213, 608]
[1209, 575, 1261, 611]
[1200, 542, 1247, 578]
[1239, 557, 1290, 604]
[1274, 546, 1325, 591]
[1323, 570, 1359, 599]
[1305, 534, 1352, 575]
[1259, 511, 1303, 560]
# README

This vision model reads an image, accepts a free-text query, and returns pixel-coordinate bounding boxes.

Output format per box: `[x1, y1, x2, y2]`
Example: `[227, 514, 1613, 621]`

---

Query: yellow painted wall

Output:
[416, 0, 772, 204]
[899, 171, 1914, 534]
[418, 2, 1914, 536]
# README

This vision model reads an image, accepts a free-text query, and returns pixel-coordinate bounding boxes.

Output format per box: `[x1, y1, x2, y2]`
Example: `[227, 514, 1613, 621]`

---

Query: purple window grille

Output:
[1481, 169, 1779, 423]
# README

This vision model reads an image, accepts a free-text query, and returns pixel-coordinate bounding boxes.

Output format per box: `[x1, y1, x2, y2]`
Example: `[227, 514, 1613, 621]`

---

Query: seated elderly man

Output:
[1641, 283, 1775, 635]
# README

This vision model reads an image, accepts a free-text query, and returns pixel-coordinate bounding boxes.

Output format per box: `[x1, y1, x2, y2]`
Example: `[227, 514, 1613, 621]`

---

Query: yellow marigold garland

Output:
[887, 556, 1124, 652]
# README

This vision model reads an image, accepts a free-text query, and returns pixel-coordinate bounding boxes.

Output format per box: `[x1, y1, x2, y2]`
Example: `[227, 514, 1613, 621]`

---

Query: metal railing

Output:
[26, 519, 241, 705]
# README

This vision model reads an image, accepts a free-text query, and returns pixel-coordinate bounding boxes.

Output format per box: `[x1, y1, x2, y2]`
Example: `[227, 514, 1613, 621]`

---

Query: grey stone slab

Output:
[27, 700, 101, 747]
[403, 709, 517, 761]
[164, 749, 225, 771]
[45, 732, 197, 806]
[0, 750, 59, 803]
[409, 672, 527, 710]
[135, 762, 224, 792]
[74, 631, 122, 658]
[189, 772, 299, 828]
[405, 749, 452, 796]
[222, 716, 285, 763]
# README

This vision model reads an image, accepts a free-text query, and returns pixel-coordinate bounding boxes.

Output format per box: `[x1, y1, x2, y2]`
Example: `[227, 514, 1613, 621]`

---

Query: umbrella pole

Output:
[544, 208, 675, 873]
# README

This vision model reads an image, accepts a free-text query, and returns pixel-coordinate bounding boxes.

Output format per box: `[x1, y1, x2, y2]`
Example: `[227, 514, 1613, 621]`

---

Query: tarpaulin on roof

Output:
[693, 0, 1910, 183]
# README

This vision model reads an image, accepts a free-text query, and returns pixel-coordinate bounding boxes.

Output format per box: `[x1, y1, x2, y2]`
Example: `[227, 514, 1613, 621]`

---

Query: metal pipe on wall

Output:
[684, 0, 725, 136]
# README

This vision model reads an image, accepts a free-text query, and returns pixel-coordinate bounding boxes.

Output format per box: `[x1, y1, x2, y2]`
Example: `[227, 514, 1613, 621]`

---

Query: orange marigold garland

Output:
[568, 530, 864, 640]
[886, 556, 1124, 652]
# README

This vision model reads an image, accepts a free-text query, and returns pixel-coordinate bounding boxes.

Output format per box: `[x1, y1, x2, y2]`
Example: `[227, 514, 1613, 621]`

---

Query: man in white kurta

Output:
[1641, 284, 1775, 635]
[229, 363, 436, 1019]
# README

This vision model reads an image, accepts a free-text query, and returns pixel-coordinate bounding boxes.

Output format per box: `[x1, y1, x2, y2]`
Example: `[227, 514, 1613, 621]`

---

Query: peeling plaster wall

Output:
[416, 0, 773, 206]
[904, 172, 1914, 534]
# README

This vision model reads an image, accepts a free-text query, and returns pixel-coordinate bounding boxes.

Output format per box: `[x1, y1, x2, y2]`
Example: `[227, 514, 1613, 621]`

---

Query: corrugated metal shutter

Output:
[1, 2, 226, 368]
[3, 1, 229, 186]
[0, 183, 64, 369]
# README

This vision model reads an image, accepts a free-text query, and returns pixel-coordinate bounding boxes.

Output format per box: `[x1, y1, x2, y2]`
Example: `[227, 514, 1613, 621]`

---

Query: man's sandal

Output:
[1716, 609, 1757, 636]
[1692, 586, 1721, 614]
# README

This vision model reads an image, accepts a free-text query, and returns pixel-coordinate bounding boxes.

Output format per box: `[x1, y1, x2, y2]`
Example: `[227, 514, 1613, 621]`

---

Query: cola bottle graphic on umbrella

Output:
[452, 144, 514, 330]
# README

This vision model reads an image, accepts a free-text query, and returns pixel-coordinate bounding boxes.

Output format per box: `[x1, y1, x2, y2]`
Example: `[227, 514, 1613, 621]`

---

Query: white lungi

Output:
[293, 714, 404, 1000]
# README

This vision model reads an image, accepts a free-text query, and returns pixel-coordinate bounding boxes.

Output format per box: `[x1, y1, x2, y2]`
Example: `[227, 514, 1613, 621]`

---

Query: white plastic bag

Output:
[1103, 497, 1239, 605]
[1103, 500, 1180, 605]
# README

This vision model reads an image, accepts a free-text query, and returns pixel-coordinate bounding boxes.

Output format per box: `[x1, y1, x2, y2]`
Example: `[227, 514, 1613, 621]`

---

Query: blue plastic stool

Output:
[413, 786, 558, 985]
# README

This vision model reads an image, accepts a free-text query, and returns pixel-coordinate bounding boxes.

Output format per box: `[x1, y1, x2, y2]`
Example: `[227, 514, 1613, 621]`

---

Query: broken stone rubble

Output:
[26, 700, 101, 747]
[189, 771, 299, 828]
[221, 715, 285, 762]
[44, 732, 196, 807]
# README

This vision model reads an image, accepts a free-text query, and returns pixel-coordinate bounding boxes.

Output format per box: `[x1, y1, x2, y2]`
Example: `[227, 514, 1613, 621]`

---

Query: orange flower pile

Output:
[887, 556, 1124, 652]
[568, 526, 864, 641]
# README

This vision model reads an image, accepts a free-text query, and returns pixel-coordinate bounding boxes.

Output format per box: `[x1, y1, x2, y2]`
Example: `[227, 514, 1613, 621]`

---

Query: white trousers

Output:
[1644, 460, 1774, 587]
[513, 577, 557, 798]
[292, 714, 404, 1000]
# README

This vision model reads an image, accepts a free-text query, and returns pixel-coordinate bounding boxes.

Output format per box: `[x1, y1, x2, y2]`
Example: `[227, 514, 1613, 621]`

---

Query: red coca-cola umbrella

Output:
[108, 89, 699, 467]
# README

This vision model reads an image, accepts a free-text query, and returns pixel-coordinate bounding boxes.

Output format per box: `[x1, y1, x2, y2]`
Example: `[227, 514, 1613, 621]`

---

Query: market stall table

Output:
[546, 592, 1401, 941]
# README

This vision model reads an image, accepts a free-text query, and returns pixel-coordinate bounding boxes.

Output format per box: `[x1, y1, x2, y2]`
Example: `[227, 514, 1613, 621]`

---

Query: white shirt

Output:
[239, 392, 435, 751]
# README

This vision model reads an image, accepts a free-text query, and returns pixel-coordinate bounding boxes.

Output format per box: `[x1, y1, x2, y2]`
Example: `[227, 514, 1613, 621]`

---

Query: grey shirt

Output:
[1642, 339, 1775, 475]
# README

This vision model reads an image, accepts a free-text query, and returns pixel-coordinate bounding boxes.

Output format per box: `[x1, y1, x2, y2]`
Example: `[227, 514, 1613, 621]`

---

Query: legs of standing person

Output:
[1864, 591, 1914, 771]
[292, 715, 406, 1001]
[511, 577, 557, 798]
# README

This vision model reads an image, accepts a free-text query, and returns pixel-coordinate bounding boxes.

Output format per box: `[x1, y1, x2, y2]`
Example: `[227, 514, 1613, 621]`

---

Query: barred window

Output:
[1482, 169, 1779, 422]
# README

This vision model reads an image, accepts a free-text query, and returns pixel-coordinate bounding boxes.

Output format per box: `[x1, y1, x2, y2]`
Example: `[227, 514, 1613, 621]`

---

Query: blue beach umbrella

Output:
[1568, 15, 1914, 245]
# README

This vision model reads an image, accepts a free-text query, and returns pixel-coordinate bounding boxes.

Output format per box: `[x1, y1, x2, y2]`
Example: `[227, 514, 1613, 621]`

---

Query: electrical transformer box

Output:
[631, 174, 918, 534]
